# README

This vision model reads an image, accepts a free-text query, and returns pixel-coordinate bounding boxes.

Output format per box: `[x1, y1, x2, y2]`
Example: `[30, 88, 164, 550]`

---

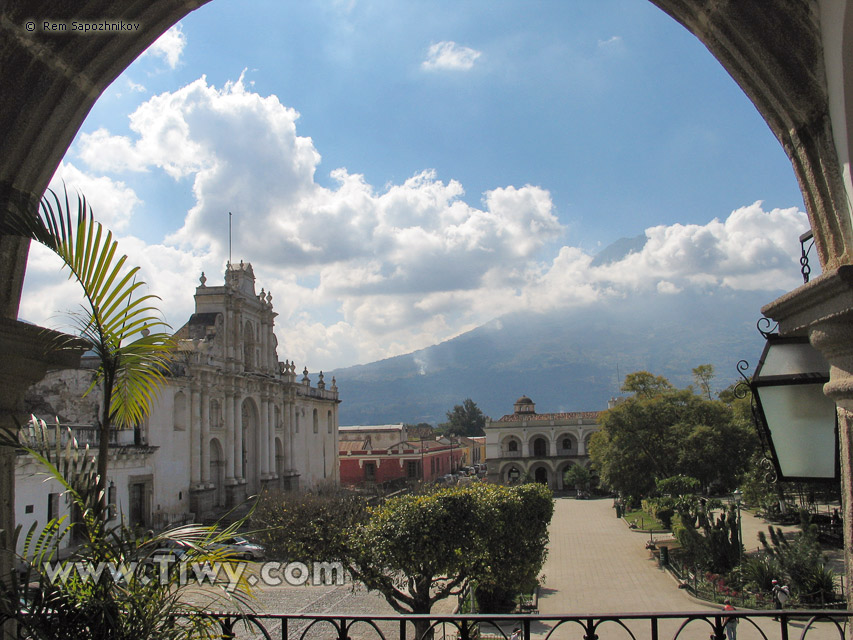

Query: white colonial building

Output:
[485, 395, 601, 490]
[16, 261, 339, 546]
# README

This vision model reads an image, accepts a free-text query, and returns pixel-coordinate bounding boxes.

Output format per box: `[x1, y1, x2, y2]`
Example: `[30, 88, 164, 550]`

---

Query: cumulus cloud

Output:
[422, 41, 482, 71]
[24, 74, 810, 371]
[143, 24, 186, 69]
[47, 162, 140, 232]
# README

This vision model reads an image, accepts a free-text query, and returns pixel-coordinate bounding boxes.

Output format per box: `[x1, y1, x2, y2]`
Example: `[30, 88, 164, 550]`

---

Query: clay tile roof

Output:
[339, 440, 369, 452]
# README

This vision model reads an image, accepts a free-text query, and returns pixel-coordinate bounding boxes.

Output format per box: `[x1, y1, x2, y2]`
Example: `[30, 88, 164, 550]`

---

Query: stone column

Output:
[267, 399, 276, 477]
[234, 394, 243, 480]
[190, 384, 201, 486]
[762, 265, 853, 607]
[200, 388, 210, 484]
[224, 391, 235, 482]
[259, 394, 270, 477]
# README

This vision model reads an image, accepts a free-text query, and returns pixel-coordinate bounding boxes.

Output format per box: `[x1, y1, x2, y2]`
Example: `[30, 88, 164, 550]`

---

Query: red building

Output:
[339, 437, 466, 487]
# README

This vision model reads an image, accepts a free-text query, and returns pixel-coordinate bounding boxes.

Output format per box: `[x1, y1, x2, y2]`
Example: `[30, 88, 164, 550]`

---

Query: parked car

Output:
[210, 536, 265, 560]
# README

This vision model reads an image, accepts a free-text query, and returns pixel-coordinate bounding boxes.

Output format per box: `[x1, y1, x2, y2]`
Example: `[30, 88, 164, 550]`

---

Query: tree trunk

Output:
[96, 373, 114, 519]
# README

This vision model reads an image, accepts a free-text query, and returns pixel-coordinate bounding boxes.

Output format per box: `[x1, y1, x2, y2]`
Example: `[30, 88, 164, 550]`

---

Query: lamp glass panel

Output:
[759, 341, 830, 377]
[758, 383, 837, 478]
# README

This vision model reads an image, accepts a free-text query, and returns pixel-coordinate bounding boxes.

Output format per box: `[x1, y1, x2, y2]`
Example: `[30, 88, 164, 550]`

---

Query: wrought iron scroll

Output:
[756, 317, 778, 340]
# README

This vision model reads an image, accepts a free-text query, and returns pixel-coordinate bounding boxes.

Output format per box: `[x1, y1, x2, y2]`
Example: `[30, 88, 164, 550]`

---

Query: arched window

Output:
[562, 438, 572, 450]
[327, 410, 333, 434]
[313, 408, 318, 434]
[533, 437, 547, 457]
[508, 440, 518, 452]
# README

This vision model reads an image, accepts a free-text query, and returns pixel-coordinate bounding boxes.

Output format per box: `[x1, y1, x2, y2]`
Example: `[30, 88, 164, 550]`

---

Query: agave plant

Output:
[2, 186, 175, 518]
[0, 416, 255, 639]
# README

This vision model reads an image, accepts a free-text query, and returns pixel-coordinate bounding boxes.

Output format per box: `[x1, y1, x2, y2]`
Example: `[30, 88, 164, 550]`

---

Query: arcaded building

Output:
[485, 395, 600, 490]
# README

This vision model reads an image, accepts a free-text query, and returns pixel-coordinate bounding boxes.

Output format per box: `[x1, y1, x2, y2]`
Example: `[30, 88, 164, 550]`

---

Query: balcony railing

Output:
[154, 610, 853, 640]
[498, 450, 583, 459]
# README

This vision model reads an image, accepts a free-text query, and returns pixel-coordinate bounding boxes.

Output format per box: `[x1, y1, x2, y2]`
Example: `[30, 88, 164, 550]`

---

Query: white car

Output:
[211, 536, 265, 560]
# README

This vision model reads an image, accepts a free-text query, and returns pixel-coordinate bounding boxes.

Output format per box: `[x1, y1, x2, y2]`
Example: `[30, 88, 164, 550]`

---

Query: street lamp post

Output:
[732, 488, 743, 563]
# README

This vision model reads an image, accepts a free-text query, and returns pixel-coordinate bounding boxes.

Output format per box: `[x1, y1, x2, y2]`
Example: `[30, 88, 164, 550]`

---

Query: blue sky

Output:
[22, 0, 810, 370]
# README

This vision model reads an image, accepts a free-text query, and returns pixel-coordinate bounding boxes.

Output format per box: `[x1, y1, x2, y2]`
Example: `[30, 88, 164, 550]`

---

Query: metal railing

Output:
[164, 610, 853, 640]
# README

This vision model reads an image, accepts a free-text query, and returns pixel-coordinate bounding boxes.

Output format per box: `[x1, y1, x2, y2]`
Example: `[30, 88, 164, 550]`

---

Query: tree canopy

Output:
[440, 398, 487, 436]
[254, 483, 553, 628]
[588, 371, 759, 500]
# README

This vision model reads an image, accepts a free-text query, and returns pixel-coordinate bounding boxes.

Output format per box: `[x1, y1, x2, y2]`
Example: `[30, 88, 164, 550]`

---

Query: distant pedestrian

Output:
[771, 580, 789, 614]
[723, 600, 737, 640]
[510, 628, 521, 640]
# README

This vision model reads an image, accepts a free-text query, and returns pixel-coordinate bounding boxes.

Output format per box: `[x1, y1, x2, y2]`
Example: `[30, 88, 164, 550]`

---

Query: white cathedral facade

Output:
[17, 261, 339, 543]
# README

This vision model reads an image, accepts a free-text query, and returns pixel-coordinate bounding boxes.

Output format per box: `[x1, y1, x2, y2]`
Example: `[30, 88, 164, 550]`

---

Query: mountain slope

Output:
[328, 287, 775, 425]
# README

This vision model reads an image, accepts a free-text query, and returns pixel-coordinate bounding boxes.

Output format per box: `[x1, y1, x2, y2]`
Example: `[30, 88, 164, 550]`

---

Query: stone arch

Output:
[529, 434, 550, 458]
[209, 437, 225, 507]
[556, 432, 578, 454]
[173, 390, 187, 431]
[526, 460, 552, 486]
[501, 463, 524, 485]
[3, 2, 850, 312]
[557, 460, 576, 491]
[648, 0, 853, 268]
[501, 435, 521, 456]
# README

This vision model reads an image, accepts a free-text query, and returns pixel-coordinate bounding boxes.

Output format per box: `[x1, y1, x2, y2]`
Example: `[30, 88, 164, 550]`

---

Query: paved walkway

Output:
[539, 496, 701, 614]
[534, 496, 845, 640]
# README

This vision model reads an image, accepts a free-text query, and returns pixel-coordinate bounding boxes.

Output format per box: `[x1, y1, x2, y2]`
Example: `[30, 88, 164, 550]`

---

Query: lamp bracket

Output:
[756, 317, 779, 340]
[800, 229, 815, 284]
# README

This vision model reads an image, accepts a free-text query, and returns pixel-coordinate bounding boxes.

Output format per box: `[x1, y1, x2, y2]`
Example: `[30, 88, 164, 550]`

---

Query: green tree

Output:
[692, 364, 715, 400]
[621, 371, 675, 398]
[564, 464, 592, 491]
[351, 483, 552, 631]
[2, 188, 174, 516]
[256, 483, 553, 636]
[589, 371, 757, 500]
[441, 398, 486, 436]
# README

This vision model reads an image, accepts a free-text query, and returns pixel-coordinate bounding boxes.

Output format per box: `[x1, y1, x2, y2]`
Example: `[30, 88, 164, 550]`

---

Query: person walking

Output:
[771, 580, 790, 619]
[723, 600, 737, 640]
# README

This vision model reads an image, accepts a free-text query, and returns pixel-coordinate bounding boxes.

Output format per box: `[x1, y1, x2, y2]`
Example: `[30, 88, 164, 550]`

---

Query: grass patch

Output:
[623, 509, 668, 531]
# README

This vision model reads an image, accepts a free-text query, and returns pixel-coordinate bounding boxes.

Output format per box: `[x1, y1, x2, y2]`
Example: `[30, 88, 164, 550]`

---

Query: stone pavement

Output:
[212, 496, 847, 640]
[538, 496, 703, 614]
[535, 496, 846, 640]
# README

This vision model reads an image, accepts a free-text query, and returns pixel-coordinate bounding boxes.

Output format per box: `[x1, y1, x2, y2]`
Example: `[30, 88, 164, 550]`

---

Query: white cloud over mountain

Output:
[21, 75, 810, 371]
